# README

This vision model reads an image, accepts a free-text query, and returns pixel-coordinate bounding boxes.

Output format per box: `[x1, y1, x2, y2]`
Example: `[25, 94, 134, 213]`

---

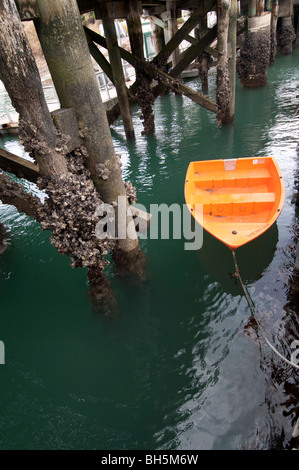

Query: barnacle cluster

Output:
[19, 120, 52, 160]
[216, 65, 230, 125]
[135, 63, 155, 135]
[0, 171, 41, 218]
[237, 30, 270, 88]
[197, 52, 213, 92]
[37, 146, 116, 270]
[277, 24, 296, 56]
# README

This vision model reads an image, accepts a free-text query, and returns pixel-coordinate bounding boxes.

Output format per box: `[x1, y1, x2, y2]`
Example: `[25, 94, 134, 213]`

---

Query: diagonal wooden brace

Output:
[84, 27, 217, 113]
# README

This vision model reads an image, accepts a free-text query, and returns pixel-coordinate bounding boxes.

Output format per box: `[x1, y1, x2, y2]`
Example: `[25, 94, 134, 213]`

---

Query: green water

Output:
[0, 51, 299, 450]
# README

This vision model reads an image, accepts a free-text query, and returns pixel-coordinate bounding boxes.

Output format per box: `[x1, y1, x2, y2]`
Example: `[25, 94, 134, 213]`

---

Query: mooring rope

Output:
[232, 250, 299, 372]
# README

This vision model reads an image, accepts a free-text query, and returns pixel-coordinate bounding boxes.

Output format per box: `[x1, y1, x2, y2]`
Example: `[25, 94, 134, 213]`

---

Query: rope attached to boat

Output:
[232, 250, 299, 372]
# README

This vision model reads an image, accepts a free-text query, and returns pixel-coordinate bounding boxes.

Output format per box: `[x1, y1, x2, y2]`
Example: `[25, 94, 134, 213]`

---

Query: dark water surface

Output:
[0, 50, 299, 450]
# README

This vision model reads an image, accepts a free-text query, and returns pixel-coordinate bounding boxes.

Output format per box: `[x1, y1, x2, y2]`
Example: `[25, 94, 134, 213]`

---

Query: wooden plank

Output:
[86, 33, 115, 84]
[294, 241, 299, 272]
[185, 34, 198, 45]
[0, 172, 40, 218]
[76, 0, 96, 15]
[0, 0, 68, 178]
[105, 1, 126, 18]
[51, 108, 82, 152]
[170, 26, 217, 78]
[101, 5, 135, 138]
[95, 1, 135, 19]
[0, 148, 39, 183]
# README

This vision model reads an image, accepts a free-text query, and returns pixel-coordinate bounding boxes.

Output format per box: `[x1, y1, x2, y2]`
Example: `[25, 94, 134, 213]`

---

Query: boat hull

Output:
[184, 156, 285, 250]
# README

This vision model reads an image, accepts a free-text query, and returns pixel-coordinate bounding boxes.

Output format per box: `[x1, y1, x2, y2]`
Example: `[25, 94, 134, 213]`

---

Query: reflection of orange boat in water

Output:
[185, 156, 285, 251]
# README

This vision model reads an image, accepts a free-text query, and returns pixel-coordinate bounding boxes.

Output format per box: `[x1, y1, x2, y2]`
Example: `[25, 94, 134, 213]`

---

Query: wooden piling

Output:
[150, 19, 165, 56]
[257, 0, 265, 17]
[265, 0, 271, 11]
[153, 0, 216, 69]
[195, 16, 212, 93]
[100, 4, 135, 139]
[126, 0, 155, 134]
[216, 0, 231, 125]
[277, 10, 296, 55]
[269, 0, 279, 65]
[0, 0, 68, 178]
[248, 0, 257, 17]
[34, 0, 141, 261]
[0, 147, 39, 183]
[237, 6, 271, 88]
[166, 0, 180, 69]
[126, 0, 144, 60]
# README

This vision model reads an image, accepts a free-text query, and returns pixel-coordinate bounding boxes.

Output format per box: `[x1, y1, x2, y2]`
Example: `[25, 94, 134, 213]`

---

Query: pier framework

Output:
[0, 0, 298, 304]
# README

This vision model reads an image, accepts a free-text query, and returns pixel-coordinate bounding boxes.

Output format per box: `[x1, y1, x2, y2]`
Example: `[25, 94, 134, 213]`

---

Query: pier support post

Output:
[277, 5, 296, 55]
[248, 0, 257, 17]
[269, 0, 279, 65]
[166, 1, 180, 69]
[34, 0, 142, 268]
[216, 0, 231, 125]
[265, 0, 271, 11]
[126, 0, 144, 60]
[227, 0, 237, 123]
[150, 19, 165, 56]
[127, 0, 155, 134]
[295, 7, 299, 47]
[101, 5, 135, 139]
[237, 3, 271, 88]
[195, 16, 212, 93]
[0, 0, 68, 178]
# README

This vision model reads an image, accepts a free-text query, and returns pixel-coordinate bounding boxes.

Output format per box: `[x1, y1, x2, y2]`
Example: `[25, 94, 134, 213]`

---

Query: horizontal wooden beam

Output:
[89, 0, 143, 19]
[76, 0, 96, 15]
[0, 171, 40, 218]
[0, 147, 39, 183]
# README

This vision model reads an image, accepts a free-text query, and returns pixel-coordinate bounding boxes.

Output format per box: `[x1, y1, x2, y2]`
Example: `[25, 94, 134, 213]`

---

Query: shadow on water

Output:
[197, 223, 279, 296]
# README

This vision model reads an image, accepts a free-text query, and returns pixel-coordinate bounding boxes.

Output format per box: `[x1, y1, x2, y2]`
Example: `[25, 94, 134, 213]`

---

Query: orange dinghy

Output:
[185, 156, 285, 251]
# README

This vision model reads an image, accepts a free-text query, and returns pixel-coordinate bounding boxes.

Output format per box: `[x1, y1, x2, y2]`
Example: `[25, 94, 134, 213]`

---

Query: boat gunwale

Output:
[184, 156, 285, 250]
